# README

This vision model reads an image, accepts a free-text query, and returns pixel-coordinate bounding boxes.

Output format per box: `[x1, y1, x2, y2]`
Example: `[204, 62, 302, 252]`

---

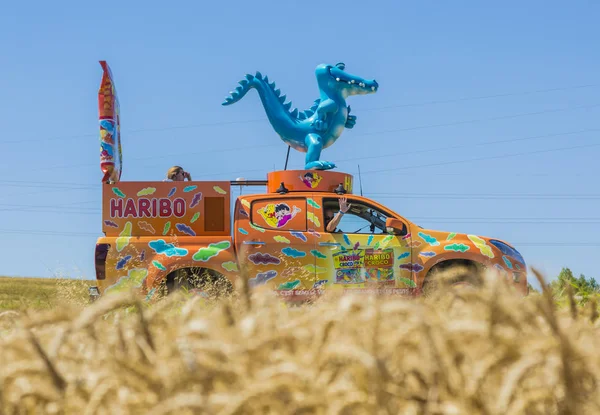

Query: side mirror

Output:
[386, 218, 407, 235]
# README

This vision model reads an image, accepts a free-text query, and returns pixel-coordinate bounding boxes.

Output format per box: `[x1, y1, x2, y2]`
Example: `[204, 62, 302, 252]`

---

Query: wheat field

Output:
[1, 269, 599, 414]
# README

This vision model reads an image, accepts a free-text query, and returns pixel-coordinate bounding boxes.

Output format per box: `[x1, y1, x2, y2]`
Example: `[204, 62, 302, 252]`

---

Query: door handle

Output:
[243, 241, 265, 245]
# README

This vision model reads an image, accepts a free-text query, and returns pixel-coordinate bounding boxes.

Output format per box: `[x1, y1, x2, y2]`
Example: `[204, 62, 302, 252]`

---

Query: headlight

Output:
[489, 240, 526, 265]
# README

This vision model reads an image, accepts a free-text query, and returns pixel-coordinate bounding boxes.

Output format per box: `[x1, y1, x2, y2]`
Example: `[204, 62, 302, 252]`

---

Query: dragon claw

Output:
[305, 160, 336, 170]
[311, 119, 328, 132]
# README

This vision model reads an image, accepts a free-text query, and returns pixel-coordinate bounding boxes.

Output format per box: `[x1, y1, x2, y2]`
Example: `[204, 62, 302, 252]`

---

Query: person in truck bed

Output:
[165, 166, 192, 181]
[325, 196, 351, 233]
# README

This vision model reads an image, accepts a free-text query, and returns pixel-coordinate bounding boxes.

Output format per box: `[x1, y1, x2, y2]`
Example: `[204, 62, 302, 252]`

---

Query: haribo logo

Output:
[110, 197, 186, 219]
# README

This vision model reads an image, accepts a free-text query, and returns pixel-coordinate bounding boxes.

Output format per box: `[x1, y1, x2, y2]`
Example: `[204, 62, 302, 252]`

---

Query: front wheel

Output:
[162, 267, 234, 300]
[421, 262, 483, 297]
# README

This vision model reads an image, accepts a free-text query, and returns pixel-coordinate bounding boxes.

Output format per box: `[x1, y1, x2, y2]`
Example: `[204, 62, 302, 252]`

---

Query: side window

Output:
[251, 198, 307, 231]
[322, 198, 392, 234]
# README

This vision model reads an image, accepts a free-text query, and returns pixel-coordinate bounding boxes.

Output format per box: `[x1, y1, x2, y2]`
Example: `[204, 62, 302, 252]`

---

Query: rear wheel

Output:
[160, 267, 234, 300]
[421, 260, 484, 297]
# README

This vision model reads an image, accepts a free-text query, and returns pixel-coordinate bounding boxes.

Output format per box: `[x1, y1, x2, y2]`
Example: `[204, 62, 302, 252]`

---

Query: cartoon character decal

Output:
[300, 172, 323, 189]
[257, 203, 301, 228]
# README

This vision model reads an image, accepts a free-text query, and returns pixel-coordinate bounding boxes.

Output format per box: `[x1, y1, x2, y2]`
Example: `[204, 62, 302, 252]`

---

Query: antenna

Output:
[358, 164, 364, 196]
[284, 146, 291, 170]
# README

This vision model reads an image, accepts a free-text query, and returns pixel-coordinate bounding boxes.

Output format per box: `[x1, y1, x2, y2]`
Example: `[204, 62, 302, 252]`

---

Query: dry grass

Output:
[0, 277, 93, 311]
[1, 269, 600, 414]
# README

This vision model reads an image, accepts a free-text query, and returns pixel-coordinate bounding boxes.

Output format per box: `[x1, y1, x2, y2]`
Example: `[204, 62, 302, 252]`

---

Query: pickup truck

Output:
[91, 168, 528, 302]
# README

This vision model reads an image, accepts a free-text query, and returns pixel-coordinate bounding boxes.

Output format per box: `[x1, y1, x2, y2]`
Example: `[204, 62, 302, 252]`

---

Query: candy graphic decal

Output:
[112, 188, 126, 198]
[136, 187, 156, 196]
[241, 199, 250, 209]
[299, 171, 323, 189]
[444, 243, 470, 252]
[149, 240, 188, 257]
[305, 264, 328, 274]
[176, 223, 196, 236]
[406, 241, 422, 248]
[502, 255, 513, 269]
[138, 221, 156, 234]
[163, 221, 171, 235]
[250, 223, 266, 233]
[248, 252, 281, 265]
[116, 255, 132, 270]
[307, 198, 321, 209]
[190, 212, 200, 223]
[249, 270, 277, 288]
[257, 203, 301, 228]
[274, 235, 290, 243]
[308, 228, 321, 238]
[104, 220, 118, 228]
[307, 211, 321, 227]
[515, 264, 521, 270]
[343, 234, 351, 246]
[282, 247, 306, 258]
[397, 252, 410, 260]
[419, 251, 436, 257]
[167, 187, 176, 197]
[116, 222, 132, 252]
[183, 185, 197, 193]
[310, 250, 327, 259]
[278, 280, 301, 290]
[238, 228, 249, 235]
[290, 231, 307, 242]
[222, 261, 238, 272]
[447, 233, 457, 241]
[367, 235, 374, 246]
[239, 209, 249, 217]
[468, 235, 494, 258]
[380, 235, 394, 248]
[374, 241, 380, 250]
[402, 233, 411, 240]
[139, 250, 146, 261]
[398, 277, 417, 288]
[152, 260, 167, 271]
[105, 268, 148, 294]
[353, 242, 360, 250]
[399, 263, 425, 273]
[494, 263, 508, 275]
[418, 232, 440, 246]
[192, 241, 231, 262]
[213, 186, 227, 194]
[190, 192, 203, 208]
[313, 279, 328, 288]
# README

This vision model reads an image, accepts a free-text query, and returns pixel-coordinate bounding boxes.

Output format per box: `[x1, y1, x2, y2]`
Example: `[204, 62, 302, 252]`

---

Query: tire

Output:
[421, 262, 483, 297]
[163, 267, 234, 299]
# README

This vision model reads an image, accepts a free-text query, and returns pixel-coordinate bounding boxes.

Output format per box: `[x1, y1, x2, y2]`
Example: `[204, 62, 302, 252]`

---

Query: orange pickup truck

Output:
[91, 169, 528, 302]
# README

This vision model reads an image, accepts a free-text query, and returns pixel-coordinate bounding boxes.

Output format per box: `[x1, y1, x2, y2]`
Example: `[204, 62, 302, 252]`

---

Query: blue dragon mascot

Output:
[222, 62, 378, 170]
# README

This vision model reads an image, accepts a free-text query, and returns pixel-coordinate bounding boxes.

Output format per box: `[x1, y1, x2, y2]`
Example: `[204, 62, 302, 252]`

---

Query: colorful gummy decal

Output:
[163, 221, 171, 235]
[300, 172, 323, 188]
[167, 187, 177, 197]
[515, 264, 521, 270]
[397, 252, 410, 260]
[419, 251, 436, 257]
[190, 212, 200, 223]
[274, 235, 290, 243]
[307, 198, 321, 209]
[104, 220, 118, 228]
[308, 229, 321, 238]
[380, 235, 394, 248]
[418, 232, 440, 246]
[152, 260, 167, 271]
[176, 223, 196, 236]
[105, 268, 147, 294]
[353, 242, 360, 250]
[136, 187, 156, 196]
[241, 199, 251, 209]
[249, 270, 277, 288]
[313, 279, 328, 288]
[139, 250, 146, 261]
[278, 280, 301, 290]
[445, 243, 470, 253]
[138, 221, 156, 234]
[248, 252, 281, 265]
[282, 247, 306, 258]
[398, 277, 417, 288]
[213, 186, 227, 194]
[183, 185, 197, 193]
[502, 255, 513, 269]
[290, 231, 307, 242]
[238, 228, 249, 235]
[307, 212, 321, 227]
[116, 255, 132, 270]
[310, 249, 327, 259]
[304, 264, 327, 274]
[149, 240, 188, 257]
[116, 222, 132, 252]
[402, 233, 411, 240]
[367, 235, 374, 246]
[112, 188, 126, 198]
[249, 223, 265, 233]
[399, 263, 425, 273]
[257, 203, 301, 228]
[192, 241, 231, 262]
[343, 234, 351, 246]
[373, 241, 380, 250]
[221, 261, 239, 272]
[447, 233, 457, 241]
[239, 209, 249, 217]
[468, 235, 495, 258]
[406, 241, 422, 248]
[190, 192, 203, 208]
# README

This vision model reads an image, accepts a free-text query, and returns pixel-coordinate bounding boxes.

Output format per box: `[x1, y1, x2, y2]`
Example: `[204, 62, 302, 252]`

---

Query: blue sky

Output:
[1, 1, 598, 289]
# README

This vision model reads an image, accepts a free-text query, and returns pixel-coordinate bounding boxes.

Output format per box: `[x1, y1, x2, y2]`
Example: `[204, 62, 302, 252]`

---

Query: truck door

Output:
[234, 195, 318, 298]
[312, 195, 415, 295]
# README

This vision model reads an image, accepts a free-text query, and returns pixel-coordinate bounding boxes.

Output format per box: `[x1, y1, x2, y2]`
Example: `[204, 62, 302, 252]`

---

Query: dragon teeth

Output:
[371, 86, 376, 91]
[336, 78, 340, 81]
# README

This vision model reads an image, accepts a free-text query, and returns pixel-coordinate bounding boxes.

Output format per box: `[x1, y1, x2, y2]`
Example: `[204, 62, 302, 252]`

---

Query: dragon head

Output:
[315, 62, 379, 98]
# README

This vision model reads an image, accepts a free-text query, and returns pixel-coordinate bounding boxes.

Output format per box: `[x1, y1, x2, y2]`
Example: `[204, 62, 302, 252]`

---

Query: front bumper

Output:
[89, 286, 101, 302]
